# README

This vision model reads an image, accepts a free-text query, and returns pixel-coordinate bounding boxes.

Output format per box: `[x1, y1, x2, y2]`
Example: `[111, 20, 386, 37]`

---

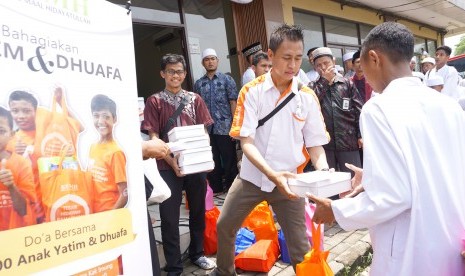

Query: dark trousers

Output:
[208, 134, 238, 193]
[325, 149, 362, 177]
[159, 170, 207, 275]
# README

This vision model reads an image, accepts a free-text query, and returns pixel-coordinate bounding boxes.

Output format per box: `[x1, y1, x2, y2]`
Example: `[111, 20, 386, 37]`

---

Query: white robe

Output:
[241, 67, 255, 86]
[425, 65, 461, 100]
[306, 69, 319, 82]
[332, 77, 465, 276]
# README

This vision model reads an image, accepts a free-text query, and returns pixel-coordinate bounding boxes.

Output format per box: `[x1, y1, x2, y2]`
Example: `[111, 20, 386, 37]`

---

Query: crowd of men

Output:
[141, 22, 465, 276]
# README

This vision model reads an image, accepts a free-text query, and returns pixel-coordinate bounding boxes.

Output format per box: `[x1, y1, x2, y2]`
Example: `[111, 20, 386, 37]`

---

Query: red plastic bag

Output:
[296, 223, 333, 276]
[241, 201, 278, 244]
[204, 206, 220, 255]
[235, 239, 279, 272]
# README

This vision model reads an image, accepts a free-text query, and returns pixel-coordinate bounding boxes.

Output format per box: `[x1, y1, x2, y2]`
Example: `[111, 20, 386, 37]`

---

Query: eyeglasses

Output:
[165, 69, 186, 76]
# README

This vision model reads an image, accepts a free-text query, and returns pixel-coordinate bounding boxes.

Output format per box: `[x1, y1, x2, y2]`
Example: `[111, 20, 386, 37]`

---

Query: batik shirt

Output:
[194, 72, 238, 135]
[142, 89, 213, 170]
[309, 75, 363, 151]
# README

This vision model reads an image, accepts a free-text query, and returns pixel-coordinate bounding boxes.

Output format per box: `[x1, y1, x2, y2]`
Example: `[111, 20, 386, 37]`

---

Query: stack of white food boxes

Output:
[287, 171, 351, 198]
[167, 124, 214, 175]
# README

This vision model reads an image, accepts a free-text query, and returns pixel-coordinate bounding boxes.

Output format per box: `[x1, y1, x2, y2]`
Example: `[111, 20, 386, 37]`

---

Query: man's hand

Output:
[358, 138, 363, 149]
[142, 139, 169, 160]
[307, 193, 335, 225]
[320, 65, 336, 83]
[267, 171, 298, 200]
[340, 163, 364, 198]
[165, 154, 184, 177]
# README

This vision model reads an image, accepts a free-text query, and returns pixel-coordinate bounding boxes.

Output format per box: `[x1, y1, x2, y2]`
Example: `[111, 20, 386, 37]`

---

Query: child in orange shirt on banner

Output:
[7, 91, 45, 223]
[0, 107, 37, 231]
[88, 95, 128, 213]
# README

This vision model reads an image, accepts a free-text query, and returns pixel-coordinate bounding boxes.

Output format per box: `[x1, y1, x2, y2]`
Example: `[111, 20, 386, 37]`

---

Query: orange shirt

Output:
[7, 130, 44, 222]
[0, 153, 37, 231]
[88, 140, 127, 213]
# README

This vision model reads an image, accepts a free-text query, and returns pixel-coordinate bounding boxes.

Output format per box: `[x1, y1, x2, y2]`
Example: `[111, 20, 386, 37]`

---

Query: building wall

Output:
[281, 0, 440, 42]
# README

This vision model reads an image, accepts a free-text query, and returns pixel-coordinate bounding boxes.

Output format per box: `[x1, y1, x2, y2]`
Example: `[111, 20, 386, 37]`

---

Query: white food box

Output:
[287, 171, 351, 198]
[168, 135, 210, 152]
[180, 161, 214, 175]
[177, 146, 213, 166]
[168, 124, 205, 142]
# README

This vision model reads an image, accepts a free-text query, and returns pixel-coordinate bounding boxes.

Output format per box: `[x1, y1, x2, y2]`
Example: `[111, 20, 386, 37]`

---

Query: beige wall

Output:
[281, 0, 440, 41]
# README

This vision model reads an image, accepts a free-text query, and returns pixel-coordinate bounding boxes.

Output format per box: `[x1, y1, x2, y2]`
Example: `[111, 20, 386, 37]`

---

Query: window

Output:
[414, 36, 426, 56]
[360, 24, 374, 43]
[325, 18, 358, 45]
[427, 39, 437, 56]
[294, 12, 324, 50]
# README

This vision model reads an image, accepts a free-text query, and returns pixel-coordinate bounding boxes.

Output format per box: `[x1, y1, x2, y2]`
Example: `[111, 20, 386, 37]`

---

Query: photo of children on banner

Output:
[5, 87, 85, 224]
[7, 91, 46, 223]
[87, 94, 128, 212]
[4, 86, 129, 227]
[0, 106, 37, 231]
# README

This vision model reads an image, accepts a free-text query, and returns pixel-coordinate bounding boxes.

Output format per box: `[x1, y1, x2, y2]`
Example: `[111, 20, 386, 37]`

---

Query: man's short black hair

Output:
[269, 24, 304, 52]
[252, 52, 269, 66]
[352, 50, 361, 64]
[436, 46, 452, 56]
[91, 94, 117, 119]
[0, 106, 13, 130]
[361, 22, 413, 64]
[307, 47, 319, 57]
[160, 54, 186, 71]
[8, 90, 38, 109]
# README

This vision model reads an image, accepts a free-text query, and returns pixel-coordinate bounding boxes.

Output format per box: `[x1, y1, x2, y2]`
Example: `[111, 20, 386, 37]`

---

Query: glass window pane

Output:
[293, 11, 324, 73]
[184, 0, 232, 83]
[325, 18, 358, 45]
[329, 47, 344, 68]
[108, 0, 181, 24]
[427, 40, 437, 56]
[414, 36, 426, 56]
[360, 24, 374, 44]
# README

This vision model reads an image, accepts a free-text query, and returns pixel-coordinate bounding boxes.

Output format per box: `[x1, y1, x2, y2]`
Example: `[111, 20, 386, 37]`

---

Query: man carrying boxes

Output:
[213, 24, 331, 275]
[142, 54, 216, 275]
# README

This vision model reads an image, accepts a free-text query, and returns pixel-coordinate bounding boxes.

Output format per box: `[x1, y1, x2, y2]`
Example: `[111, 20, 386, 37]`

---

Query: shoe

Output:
[193, 256, 216, 270]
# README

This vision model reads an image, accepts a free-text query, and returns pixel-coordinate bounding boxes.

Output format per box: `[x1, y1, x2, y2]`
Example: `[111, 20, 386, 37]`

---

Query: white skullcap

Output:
[426, 75, 444, 86]
[411, 56, 417, 63]
[335, 65, 344, 73]
[313, 47, 333, 62]
[201, 48, 217, 59]
[421, 57, 435, 65]
[343, 52, 355, 62]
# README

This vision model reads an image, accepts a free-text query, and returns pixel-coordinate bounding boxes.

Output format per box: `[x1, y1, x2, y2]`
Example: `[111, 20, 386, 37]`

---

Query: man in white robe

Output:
[424, 45, 461, 100]
[308, 22, 465, 276]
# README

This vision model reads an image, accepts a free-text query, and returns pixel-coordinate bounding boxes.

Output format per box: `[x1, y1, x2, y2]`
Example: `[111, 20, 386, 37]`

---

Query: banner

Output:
[0, 1, 152, 275]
